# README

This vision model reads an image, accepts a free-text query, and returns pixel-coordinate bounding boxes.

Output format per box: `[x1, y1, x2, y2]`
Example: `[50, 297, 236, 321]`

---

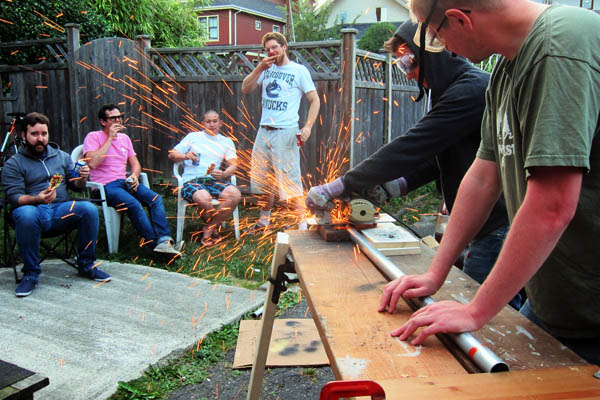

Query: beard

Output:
[25, 140, 47, 156]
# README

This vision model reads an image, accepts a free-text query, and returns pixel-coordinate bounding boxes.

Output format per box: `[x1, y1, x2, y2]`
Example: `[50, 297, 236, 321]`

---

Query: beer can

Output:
[126, 177, 135, 192]
[72, 160, 86, 178]
[191, 152, 200, 166]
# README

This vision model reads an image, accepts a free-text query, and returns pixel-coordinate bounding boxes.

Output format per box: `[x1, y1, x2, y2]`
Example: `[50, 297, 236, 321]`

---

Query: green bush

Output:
[357, 22, 397, 53]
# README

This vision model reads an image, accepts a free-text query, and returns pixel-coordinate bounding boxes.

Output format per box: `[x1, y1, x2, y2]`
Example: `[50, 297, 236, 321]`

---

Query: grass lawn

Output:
[0, 181, 442, 399]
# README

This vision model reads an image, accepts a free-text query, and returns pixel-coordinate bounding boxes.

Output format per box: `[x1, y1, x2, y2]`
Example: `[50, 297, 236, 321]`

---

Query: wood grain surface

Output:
[288, 230, 586, 382]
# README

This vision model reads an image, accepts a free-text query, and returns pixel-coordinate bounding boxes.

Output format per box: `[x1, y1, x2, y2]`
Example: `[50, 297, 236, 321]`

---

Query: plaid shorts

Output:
[181, 177, 231, 203]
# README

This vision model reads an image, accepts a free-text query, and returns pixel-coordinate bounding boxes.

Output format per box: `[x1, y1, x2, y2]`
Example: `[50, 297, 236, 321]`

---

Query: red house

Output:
[196, 0, 289, 46]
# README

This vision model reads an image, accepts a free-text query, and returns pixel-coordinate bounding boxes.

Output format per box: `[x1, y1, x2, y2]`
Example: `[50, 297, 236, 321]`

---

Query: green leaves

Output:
[357, 22, 397, 53]
[0, 0, 210, 66]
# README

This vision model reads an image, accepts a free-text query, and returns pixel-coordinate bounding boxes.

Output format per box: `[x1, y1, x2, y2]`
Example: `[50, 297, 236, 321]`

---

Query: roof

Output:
[199, 0, 286, 21]
[316, 0, 409, 12]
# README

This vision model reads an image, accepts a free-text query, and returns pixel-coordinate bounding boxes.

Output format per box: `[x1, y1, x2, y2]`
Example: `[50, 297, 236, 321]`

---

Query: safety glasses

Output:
[394, 53, 417, 75]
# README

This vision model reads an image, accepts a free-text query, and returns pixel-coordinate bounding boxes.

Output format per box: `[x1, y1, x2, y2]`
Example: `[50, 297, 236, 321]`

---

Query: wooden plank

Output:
[287, 230, 586, 376]
[289, 231, 467, 380]
[376, 365, 600, 399]
[247, 233, 291, 400]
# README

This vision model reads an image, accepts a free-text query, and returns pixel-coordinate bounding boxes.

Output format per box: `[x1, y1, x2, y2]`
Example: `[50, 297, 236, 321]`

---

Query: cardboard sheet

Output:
[233, 319, 329, 368]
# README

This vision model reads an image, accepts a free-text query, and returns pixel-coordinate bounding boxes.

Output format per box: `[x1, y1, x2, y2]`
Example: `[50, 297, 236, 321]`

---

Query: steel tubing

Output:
[347, 227, 509, 373]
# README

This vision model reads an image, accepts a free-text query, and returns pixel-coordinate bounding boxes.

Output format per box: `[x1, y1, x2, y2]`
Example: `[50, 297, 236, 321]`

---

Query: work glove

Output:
[305, 177, 345, 212]
[366, 177, 408, 204]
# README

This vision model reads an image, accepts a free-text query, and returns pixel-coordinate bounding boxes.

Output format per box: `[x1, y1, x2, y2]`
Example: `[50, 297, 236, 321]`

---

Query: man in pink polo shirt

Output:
[83, 104, 180, 255]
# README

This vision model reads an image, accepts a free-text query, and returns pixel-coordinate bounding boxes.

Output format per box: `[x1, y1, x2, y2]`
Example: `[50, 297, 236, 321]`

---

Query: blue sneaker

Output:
[79, 267, 111, 282]
[15, 276, 38, 297]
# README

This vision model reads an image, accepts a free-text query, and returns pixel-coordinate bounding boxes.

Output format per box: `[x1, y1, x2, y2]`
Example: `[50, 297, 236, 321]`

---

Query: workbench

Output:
[247, 230, 600, 399]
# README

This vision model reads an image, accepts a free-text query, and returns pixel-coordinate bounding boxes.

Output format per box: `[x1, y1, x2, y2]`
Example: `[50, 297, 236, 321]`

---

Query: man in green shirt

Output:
[378, 0, 600, 365]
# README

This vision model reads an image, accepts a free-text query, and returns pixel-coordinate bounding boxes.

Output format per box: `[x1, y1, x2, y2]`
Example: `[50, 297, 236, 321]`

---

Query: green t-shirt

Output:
[477, 6, 600, 338]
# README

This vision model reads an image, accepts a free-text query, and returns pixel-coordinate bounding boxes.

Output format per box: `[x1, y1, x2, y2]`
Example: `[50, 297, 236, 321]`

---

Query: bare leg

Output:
[211, 186, 241, 230]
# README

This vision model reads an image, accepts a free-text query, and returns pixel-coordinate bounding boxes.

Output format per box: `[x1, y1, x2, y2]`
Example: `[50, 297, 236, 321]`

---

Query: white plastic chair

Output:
[71, 144, 150, 254]
[173, 161, 240, 244]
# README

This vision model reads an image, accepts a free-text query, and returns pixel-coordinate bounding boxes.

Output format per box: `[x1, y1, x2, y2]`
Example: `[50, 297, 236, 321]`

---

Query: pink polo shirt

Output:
[83, 130, 136, 185]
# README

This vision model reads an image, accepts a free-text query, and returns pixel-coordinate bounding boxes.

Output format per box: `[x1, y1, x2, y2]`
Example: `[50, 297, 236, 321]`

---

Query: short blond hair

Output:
[409, 0, 502, 23]
[262, 32, 287, 48]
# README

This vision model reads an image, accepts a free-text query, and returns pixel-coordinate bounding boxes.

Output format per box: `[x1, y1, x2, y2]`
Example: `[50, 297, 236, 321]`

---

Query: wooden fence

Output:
[0, 25, 425, 190]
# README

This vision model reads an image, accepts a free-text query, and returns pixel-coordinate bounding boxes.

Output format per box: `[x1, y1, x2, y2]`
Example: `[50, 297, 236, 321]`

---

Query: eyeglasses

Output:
[414, 9, 471, 52]
[104, 114, 125, 122]
[394, 53, 417, 75]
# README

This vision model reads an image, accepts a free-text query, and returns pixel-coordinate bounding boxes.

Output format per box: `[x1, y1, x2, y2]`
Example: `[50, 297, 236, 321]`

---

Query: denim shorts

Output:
[181, 177, 231, 202]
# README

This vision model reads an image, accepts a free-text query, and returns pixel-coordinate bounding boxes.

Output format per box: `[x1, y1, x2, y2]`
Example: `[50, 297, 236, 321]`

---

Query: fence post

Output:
[340, 28, 357, 168]
[385, 51, 393, 144]
[66, 23, 80, 149]
[135, 35, 152, 178]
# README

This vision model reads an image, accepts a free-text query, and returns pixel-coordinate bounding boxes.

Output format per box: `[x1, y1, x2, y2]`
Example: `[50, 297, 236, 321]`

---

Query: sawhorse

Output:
[247, 232, 297, 400]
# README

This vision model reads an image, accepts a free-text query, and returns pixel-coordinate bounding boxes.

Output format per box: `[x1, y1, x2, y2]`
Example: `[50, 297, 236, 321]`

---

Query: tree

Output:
[0, 0, 210, 65]
[357, 22, 397, 53]
[90, 0, 210, 48]
[0, 0, 109, 64]
[285, 0, 352, 42]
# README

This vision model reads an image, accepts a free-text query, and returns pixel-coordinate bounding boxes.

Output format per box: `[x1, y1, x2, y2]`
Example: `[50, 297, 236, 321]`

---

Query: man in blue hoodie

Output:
[2, 112, 110, 297]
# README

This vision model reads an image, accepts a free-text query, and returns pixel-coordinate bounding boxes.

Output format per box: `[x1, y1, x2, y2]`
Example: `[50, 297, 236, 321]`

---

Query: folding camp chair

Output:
[2, 195, 78, 283]
[70, 144, 150, 253]
[173, 161, 240, 245]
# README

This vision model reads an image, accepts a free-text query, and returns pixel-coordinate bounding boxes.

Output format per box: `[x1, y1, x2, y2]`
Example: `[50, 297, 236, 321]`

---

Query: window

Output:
[376, 7, 387, 21]
[273, 25, 280, 33]
[338, 11, 347, 23]
[255, 20, 262, 30]
[198, 15, 218, 41]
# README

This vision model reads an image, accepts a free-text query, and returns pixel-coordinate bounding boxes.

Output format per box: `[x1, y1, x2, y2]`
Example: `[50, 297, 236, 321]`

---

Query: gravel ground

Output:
[167, 299, 335, 400]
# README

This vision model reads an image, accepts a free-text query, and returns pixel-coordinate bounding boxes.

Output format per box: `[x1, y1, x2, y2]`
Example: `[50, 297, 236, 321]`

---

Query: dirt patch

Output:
[167, 300, 335, 400]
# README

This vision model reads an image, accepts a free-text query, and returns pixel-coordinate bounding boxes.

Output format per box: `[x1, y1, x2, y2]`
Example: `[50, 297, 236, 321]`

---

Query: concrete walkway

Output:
[0, 260, 263, 399]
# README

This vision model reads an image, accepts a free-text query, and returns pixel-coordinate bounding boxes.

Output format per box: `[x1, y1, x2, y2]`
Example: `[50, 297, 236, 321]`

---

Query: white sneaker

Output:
[154, 239, 181, 255]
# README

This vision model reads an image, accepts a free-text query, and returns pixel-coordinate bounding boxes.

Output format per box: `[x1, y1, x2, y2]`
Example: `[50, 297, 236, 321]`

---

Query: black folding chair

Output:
[2, 195, 79, 283]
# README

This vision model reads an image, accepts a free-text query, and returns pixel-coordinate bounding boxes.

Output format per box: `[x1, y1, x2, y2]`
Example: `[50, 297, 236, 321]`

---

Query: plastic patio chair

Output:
[173, 161, 240, 245]
[70, 144, 150, 254]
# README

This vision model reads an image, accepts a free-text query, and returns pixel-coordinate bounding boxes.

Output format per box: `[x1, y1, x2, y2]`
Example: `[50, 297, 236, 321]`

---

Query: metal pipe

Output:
[347, 227, 509, 373]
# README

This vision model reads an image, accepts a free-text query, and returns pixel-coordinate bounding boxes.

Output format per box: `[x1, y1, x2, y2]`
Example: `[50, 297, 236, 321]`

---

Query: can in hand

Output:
[191, 152, 200, 166]
[296, 133, 304, 147]
[126, 176, 135, 193]
[72, 160, 87, 178]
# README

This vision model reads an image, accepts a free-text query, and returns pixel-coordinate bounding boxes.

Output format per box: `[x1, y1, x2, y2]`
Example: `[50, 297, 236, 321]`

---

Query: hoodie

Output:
[2, 142, 79, 206]
[343, 21, 508, 239]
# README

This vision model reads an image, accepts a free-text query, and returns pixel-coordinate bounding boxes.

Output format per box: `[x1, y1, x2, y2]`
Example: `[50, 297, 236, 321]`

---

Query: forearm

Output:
[469, 167, 581, 324]
[168, 149, 188, 163]
[241, 68, 262, 94]
[427, 159, 501, 284]
[222, 163, 237, 179]
[303, 96, 320, 130]
[86, 139, 112, 169]
[17, 194, 39, 206]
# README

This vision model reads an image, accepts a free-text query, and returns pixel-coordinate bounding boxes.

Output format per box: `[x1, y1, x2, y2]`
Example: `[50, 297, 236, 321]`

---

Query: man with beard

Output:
[306, 21, 516, 307]
[2, 112, 110, 297]
[242, 32, 320, 232]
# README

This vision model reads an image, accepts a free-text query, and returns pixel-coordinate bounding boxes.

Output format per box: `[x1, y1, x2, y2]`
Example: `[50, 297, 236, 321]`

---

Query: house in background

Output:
[318, 0, 410, 39]
[196, 0, 287, 46]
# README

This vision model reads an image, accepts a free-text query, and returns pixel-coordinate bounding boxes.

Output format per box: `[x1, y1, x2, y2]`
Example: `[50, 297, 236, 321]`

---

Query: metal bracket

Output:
[268, 254, 298, 304]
